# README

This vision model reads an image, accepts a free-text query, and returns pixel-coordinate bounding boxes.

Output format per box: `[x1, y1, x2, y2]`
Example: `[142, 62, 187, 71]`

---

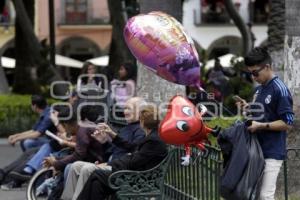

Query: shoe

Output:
[8, 171, 32, 182]
[0, 169, 5, 184]
[1, 181, 22, 190]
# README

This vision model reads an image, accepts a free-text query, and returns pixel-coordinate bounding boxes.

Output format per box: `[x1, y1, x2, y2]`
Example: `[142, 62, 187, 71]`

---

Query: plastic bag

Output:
[233, 133, 265, 200]
[220, 122, 265, 200]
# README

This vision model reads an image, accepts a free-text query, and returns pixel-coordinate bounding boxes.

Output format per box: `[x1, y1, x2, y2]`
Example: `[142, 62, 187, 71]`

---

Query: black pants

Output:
[77, 169, 114, 200]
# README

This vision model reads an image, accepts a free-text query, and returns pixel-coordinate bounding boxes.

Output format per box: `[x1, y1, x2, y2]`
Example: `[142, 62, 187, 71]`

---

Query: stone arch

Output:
[57, 36, 102, 61]
[207, 36, 243, 59]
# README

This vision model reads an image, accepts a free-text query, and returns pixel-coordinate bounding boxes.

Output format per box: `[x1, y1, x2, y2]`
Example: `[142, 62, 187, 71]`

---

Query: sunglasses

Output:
[248, 65, 266, 77]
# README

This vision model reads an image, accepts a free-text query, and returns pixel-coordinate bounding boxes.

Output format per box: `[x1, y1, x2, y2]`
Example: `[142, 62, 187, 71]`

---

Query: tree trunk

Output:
[268, 0, 285, 80]
[224, 0, 252, 56]
[107, 0, 135, 79]
[11, 0, 64, 94]
[0, 44, 9, 94]
[137, 0, 185, 104]
[0, 66, 9, 94]
[12, 0, 41, 94]
[282, 0, 300, 198]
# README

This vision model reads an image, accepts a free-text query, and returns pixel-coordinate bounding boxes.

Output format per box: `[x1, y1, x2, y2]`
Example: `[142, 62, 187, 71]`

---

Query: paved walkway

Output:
[0, 139, 26, 200]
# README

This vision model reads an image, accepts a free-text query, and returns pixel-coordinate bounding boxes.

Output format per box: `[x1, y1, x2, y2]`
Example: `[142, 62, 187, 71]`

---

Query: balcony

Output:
[58, 0, 110, 27]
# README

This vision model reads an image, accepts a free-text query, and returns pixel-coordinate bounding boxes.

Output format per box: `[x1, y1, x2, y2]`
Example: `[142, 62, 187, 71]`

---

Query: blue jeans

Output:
[20, 136, 50, 152]
[26, 142, 53, 171]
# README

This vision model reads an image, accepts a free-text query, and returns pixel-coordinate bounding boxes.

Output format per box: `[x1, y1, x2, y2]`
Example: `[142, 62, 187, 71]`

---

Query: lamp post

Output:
[49, 0, 56, 67]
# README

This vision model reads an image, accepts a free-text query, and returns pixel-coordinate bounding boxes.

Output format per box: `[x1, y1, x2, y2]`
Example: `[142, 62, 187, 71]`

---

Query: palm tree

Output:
[283, 0, 300, 197]
[0, 1, 9, 93]
[11, 0, 64, 94]
[11, 0, 41, 93]
[136, 0, 186, 104]
[267, 0, 285, 79]
[224, 0, 252, 55]
[107, 0, 136, 79]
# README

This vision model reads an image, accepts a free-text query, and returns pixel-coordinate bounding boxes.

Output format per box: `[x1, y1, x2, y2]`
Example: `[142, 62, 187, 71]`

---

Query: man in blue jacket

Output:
[238, 47, 294, 200]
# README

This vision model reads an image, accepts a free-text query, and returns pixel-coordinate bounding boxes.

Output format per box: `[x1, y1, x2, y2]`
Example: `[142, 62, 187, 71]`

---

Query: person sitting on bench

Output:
[76, 105, 168, 200]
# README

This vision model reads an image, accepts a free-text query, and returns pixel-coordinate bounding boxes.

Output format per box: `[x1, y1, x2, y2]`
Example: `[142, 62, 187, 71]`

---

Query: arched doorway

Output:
[207, 36, 242, 59]
[57, 36, 103, 83]
[57, 36, 102, 61]
[0, 39, 15, 86]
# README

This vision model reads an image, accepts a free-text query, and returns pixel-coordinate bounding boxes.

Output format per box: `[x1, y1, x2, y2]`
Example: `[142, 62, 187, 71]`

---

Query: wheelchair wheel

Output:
[26, 168, 53, 200]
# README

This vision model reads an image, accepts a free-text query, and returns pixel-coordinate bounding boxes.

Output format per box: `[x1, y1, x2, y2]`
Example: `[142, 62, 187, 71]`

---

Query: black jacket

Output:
[109, 129, 168, 172]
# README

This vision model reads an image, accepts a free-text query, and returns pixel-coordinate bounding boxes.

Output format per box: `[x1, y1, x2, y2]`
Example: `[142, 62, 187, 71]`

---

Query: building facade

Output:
[183, 0, 268, 60]
[0, 0, 112, 61]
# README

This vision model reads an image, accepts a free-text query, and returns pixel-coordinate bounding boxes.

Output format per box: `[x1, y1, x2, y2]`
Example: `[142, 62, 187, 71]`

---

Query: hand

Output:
[58, 139, 68, 146]
[8, 134, 19, 145]
[235, 98, 248, 110]
[92, 129, 110, 144]
[181, 155, 190, 166]
[96, 162, 108, 168]
[50, 111, 59, 126]
[52, 167, 60, 176]
[43, 156, 56, 168]
[247, 121, 263, 133]
[57, 132, 68, 140]
[96, 123, 117, 138]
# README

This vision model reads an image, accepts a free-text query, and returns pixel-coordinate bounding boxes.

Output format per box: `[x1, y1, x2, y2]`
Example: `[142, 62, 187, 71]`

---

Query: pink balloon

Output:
[124, 11, 201, 87]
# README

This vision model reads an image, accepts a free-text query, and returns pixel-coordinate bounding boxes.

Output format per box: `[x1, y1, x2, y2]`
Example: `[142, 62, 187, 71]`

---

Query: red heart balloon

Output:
[159, 95, 213, 150]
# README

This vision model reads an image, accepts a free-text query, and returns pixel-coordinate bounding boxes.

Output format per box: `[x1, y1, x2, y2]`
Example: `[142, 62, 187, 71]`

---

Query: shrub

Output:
[0, 95, 56, 137]
[205, 116, 241, 145]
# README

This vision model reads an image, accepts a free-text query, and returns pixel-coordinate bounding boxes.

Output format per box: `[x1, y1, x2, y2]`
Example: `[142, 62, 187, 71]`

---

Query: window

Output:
[65, 0, 87, 24]
[196, 0, 269, 25]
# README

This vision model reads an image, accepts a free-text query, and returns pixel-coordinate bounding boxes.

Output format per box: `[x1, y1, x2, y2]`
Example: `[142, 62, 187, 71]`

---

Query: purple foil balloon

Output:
[124, 11, 201, 86]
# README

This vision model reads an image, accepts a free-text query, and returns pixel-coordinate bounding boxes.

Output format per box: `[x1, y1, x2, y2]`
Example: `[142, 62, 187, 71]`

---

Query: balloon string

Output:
[195, 83, 235, 117]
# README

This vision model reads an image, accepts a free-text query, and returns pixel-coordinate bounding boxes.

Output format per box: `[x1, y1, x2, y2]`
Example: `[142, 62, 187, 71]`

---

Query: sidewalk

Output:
[0, 141, 26, 200]
[0, 139, 8, 145]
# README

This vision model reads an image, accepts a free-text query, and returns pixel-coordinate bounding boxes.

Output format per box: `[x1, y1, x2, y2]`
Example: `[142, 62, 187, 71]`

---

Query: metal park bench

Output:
[108, 149, 176, 200]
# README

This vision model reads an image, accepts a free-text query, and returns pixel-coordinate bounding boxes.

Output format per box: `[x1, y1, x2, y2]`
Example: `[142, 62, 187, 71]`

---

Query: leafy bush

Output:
[0, 95, 56, 137]
[205, 116, 241, 145]
[206, 116, 240, 129]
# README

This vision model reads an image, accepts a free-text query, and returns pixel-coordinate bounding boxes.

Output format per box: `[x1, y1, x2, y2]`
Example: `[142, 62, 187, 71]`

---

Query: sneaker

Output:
[0, 169, 5, 184]
[8, 171, 32, 182]
[1, 181, 22, 190]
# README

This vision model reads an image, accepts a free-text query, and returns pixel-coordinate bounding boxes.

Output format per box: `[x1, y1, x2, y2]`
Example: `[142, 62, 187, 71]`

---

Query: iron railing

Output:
[163, 146, 300, 200]
[164, 146, 223, 200]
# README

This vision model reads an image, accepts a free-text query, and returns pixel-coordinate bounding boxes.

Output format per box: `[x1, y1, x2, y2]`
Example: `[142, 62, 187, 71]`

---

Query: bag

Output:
[233, 133, 265, 200]
[220, 122, 265, 200]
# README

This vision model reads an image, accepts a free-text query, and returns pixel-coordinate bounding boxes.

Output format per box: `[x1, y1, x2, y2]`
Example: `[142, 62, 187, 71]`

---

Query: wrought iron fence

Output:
[162, 146, 300, 200]
[164, 146, 223, 200]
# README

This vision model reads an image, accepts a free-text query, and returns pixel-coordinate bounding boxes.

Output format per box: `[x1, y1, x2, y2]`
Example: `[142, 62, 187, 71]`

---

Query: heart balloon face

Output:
[159, 95, 211, 146]
[124, 11, 201, 86]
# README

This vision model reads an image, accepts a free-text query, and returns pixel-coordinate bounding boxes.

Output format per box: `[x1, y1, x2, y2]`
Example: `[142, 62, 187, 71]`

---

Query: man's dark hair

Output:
[57, 106, 77, 124]
[31, 95, 47, 109]
[244, 47, 272, 67]
[80, 104, 103, 123]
